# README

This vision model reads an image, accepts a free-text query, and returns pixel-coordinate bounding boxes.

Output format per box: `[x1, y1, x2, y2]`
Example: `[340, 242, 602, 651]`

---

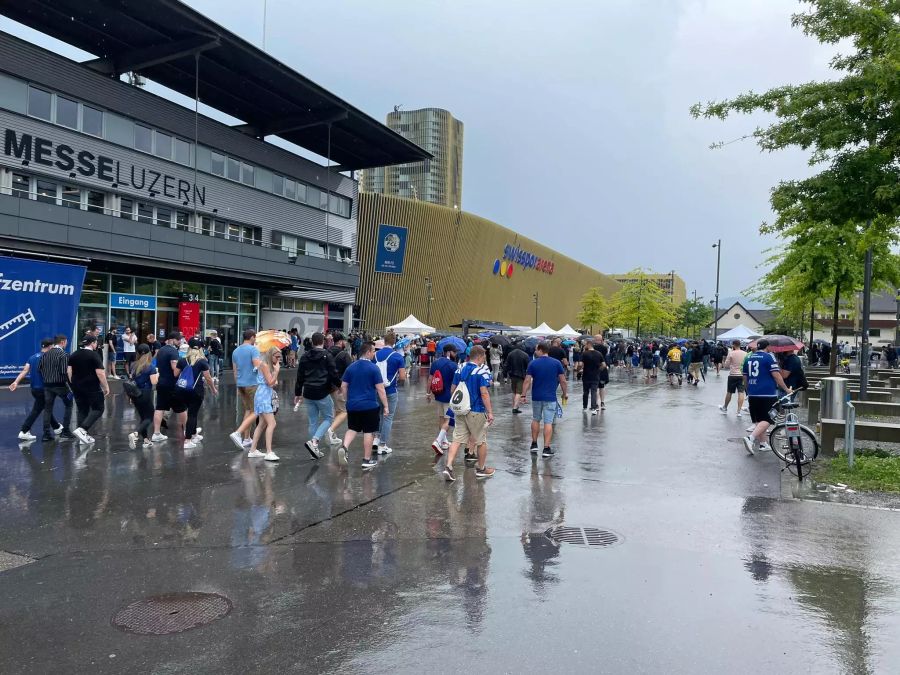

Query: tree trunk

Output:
[829, 286, 840, 375]
[809, 301, 815, 348]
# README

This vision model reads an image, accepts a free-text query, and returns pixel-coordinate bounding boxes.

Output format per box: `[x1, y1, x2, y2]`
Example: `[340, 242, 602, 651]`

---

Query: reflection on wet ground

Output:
[1, 368, 899, 672]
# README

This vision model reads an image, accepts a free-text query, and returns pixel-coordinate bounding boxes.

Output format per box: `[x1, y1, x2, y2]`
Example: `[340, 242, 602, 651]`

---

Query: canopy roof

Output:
[387, 314, 435, 334]
[716, 324, 761, 341]
[556, 324, 581, 338]
[1, 0, 431, 171]
[526, 322, 557, 336]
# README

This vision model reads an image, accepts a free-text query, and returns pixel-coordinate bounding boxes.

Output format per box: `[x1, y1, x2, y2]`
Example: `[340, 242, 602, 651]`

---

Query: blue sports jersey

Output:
[743, 351, 781, 397]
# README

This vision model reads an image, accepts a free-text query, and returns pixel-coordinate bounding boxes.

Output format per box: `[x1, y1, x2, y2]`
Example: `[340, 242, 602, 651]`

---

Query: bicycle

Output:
[767, 389, 819, 480]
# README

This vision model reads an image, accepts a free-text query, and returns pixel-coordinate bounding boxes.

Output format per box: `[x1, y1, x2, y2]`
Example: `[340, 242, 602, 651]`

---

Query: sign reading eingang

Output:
[503, 244, 554, 274]
[374, 224, 408, 274]
[0, 257, 86, 378]
[110, 293, 156, 310]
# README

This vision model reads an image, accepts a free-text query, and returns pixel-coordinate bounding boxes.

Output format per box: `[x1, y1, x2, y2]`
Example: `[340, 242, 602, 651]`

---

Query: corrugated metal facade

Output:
[357, 194, 620, 332]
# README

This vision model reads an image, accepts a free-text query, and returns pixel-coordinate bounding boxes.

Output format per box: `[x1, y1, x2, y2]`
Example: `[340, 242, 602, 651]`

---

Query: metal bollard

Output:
[845, 401, 856, 468]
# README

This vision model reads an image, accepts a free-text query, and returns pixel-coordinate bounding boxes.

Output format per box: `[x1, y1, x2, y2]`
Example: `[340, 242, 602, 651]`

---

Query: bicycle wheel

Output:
[768, 423, 819, 464]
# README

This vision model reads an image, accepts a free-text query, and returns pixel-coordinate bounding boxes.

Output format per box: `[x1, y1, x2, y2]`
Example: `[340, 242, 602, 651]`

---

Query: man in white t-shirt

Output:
[122, 326, 138, 377]
[719, 340, 748, 417]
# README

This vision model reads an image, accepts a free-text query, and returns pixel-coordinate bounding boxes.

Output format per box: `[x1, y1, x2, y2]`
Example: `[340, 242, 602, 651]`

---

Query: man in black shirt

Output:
[67, 335, 109, 444]
[581, 341, 608, 413]
[39, 334, 74, 441]
[105, 327, 119, 380]
[326, 333, 354, 447]
[505, 345, 531, 414]
[548, 338, 569, 373]
[152, 331, 186, 442]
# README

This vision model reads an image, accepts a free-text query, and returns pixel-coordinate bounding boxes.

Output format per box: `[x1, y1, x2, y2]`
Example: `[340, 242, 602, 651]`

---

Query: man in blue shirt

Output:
[373, 332, 406, 455]
[9, 338, 61, 442]
[523, 342, 568, 458]
[742, 339, 790, 455]
[443, 345, 495, 481]
[426, 344, 459, 456]
[229, 329, 262, 449]
[338, 341, 389, 470]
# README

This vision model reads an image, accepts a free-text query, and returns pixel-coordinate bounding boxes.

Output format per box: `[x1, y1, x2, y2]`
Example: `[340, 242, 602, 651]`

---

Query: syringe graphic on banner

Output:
[0, 308, 36, 341]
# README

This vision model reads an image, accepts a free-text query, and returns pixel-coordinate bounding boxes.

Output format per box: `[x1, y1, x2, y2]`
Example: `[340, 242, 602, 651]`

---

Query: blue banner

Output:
[0, 257, 86, 378]
[374, 224, 408, 274]
[110, 293, 156, 310]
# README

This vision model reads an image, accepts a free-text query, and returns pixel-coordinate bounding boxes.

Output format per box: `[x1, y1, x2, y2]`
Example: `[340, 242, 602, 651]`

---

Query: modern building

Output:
[360, 108, 463, 208]
[356, 193, 620, 332]
[0, 0, 428, 360]
[612, 272, 686, 305]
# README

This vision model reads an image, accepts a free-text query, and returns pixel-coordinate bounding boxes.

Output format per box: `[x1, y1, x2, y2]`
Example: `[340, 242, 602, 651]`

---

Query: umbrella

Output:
[437, 336, 466, 354]
[490, 334, 511, 347]
[562, 339, 576, 346]
[521, 336, 540, 352]
[676, 338, 689, 346]
[748, 335, 804, 353]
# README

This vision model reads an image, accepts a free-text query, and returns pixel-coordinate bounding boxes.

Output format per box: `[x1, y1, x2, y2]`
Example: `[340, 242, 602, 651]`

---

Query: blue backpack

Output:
[176, 362, 200, 390]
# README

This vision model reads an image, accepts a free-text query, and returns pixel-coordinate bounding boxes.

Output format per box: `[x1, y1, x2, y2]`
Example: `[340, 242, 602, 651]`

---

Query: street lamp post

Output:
[424, 276, 434, 326]
[533, 292, 539, 327]
[712, 239, 721, 343]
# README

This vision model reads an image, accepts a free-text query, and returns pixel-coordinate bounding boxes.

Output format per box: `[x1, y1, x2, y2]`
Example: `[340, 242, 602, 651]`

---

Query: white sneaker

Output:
[328, 431, 341, 448]
[142, 438, 153, 448]
[183, 439, 199, 449]
[229, 432, 244, 450]
[718, 405, 728, 414]
[128, 431, 139, 449]
[337, 446, 348, 466]
[745, 425, 756, 434]
[85, 434, 95, 444]
[758, 442, 771, 452]
[74, 427, 90, 443]
[742, 436, 756, 456]
[192, 434, 203, 442]
[591, 409, 599, 416]
[306, 439, 324, 459]
[440, 441, 450, 451]
[264, 451, 279, 461]
[151, 432, 167, 443]
[736, 411, 743, 418]
[54, 424, 64, 435]
[247, 449, 265, 458]
[18, 431, 37, 441]
[373, 436, 381, 450]
[242, 438, 252, 448]
[377, 445, 393, 455]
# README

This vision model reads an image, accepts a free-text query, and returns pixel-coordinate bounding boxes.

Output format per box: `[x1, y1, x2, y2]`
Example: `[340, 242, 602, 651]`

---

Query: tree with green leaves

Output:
[674, 299, 713, 339]
[577, 287, 609, 334]
[609, 270, 676, 337]
[692, 0, 900, 374]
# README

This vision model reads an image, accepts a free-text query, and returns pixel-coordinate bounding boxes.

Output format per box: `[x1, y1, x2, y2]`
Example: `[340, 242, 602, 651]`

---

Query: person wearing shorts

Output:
[151, 332, 187, 442]
[742, 339, 790, 455]
[505, 344, 531, 414]
[666, 345, 683, 385]
[229, 330, 262, 449]
[338, 341, 388, 470]
[442, 346, 495, 481]
[719, 340, 748, 417]
[523, 342, 567, 458]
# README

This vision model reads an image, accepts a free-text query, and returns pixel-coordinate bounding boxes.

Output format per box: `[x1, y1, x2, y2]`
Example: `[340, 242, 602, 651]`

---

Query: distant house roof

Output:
[707, 302, 774, 329]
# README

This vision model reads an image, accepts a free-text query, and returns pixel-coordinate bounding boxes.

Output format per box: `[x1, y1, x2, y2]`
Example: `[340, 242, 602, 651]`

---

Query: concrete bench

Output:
[807, 377, 885, 387]
[808, 398, 900, 423]
[821, 417, 900, 454]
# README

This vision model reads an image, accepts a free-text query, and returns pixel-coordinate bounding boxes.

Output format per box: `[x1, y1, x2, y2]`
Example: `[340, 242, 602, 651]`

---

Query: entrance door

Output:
[207, 313, 239, 366]
[110, 309, 155, 345]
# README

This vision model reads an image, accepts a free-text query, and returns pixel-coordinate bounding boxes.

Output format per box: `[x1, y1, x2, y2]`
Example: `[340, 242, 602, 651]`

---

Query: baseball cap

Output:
[168, 331, 183, 341]
[188, 338, 204, 349]
[756, 339, 770, 350]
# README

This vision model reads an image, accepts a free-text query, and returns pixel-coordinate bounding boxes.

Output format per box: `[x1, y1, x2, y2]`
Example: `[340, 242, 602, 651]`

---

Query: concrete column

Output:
[343, 304, 353, 333]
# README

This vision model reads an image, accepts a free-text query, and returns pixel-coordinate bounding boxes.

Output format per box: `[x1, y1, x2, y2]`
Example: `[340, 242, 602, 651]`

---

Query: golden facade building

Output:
[612, 272, 687, 305]
[360, 107, 463, 208]
[356, 194, 620, 332]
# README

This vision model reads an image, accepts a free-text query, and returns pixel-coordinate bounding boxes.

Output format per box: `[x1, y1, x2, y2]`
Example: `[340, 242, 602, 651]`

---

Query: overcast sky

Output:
[2, 1, 836, 304]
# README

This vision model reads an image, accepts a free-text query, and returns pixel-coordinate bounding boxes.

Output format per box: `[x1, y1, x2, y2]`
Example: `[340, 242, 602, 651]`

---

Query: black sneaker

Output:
[464, 451, 477, 465]
[600, 402, 606, 410]
[361, 456, 377, 470]
[530, 441, 538, 454]
[512, 408, 522, 415]
[542, 446, 554, 458]
[443, 466, 456, 482]
[42, 434, 54, 442]
[60, 430, 76, 439]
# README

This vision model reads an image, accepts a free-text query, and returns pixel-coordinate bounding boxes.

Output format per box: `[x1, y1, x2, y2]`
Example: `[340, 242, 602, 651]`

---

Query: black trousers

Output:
[74, 390, 105, 433]
[22, 389, 58, 433]
[43, 385, 73, 435]
[133, 389, 155, 439]
[582, 382, 599, 410]
[185, 393, 204, 438]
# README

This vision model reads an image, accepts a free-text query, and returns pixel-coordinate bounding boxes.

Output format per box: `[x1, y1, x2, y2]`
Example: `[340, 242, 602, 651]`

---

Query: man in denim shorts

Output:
[522, 341, 568, 458]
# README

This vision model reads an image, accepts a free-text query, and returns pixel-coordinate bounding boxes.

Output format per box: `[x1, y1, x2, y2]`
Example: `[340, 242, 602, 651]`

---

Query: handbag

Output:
[122, 378, 141, 399]
[271, 390, 280, 413]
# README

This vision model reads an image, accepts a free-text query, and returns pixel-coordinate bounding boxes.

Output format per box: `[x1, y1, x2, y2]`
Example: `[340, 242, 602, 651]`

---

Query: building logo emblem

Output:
[384, 233, 401, 253]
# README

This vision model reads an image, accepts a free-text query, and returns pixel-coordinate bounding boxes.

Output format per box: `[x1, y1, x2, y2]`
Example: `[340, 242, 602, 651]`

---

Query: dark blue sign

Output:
[0, 257, 86, 378]
[374, 224, 408, 274]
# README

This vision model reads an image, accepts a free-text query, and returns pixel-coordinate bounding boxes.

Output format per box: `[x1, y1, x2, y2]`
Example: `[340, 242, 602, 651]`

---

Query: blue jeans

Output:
[532, 400, 557, 425]
[305, 396, 334, 441]
[208, 354, 221, 378]
[378, 392, 399, 445]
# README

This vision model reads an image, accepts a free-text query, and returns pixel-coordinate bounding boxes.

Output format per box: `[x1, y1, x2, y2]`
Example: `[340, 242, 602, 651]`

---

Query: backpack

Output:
[430, 367, 445, 395]
[176, 362, 201, 390]
[449, 367, 473, 415]
[376, 350, 398, 387]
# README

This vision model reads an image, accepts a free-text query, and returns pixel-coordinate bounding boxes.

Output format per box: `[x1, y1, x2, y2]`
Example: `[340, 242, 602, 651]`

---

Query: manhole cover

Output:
[545, 526, 621, 548]
[111, 592, 232, 635]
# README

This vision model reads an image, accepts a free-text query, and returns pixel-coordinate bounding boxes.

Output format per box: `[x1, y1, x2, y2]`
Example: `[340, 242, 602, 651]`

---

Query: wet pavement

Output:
[1, 366, 900, 673]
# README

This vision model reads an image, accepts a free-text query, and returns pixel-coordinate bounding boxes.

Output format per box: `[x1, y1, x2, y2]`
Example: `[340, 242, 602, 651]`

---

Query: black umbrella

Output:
[490, 334, 511, 347]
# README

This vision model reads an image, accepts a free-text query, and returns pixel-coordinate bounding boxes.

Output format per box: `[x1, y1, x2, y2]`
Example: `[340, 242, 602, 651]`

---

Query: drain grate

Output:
[111, 592, 232, 635]
[545, 526, 621, 548]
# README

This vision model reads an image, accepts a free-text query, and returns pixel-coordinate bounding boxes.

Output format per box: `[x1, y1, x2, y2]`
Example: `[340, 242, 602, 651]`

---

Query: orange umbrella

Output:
[256, 330, 291, 353]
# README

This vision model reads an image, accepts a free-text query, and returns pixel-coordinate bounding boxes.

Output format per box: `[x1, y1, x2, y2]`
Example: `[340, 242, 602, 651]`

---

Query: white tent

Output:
[387, 314, 436, 334]
[716, 324, 760, 341]
[557, 324, 581, 338]
[526, 322, 557, 336]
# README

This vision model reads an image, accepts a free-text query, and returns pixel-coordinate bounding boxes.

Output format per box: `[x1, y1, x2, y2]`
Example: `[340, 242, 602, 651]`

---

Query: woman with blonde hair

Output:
[249, 346, 282, 461]
[127, 344, 158, 449]
[179, 337, 217, 449]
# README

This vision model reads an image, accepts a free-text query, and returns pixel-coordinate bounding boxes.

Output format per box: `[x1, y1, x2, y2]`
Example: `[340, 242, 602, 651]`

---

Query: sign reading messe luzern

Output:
[0, 257, 86, 378]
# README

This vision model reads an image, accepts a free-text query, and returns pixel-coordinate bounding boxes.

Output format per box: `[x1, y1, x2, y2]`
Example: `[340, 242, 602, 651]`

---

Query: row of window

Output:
[261, 297, 325, 313]
[20, 79, 351, 218]
[82, 272, 258, 304]
[2, 169, 353, 261]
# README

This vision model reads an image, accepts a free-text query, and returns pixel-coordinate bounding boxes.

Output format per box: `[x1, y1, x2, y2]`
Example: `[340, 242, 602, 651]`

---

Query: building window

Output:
[296, 182, 307, 203]
[227, 223, 241, 241]
[155, 132, 173, 159]
[307, 186, 320, 208]
[135, 125, 153, 153]
[226, 157, 241, 181]
[156, 207, 171, 227]
[35, 179, 57, 204]
[61, 185, 81, 208]
[214, 219, 226, 239]
[211, 152, 225, 176]
[86, 191, 105, 214]
[284, 178, 296, 200]
[82, 105, 103, 137]
[27, 86, 52, 121]
[119, 198, 135, 220]
[176, 211, 190, 231]
[241, 163, 255, 186]
[11, 173, 29, 199]
[56, 96, 78, 129]
[137, 202, 153, 224]
[319, 191, 329, 210]
[174, 138, 191, 165]
[273, 174, 284, 195]
[733, 313, 741, 320]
